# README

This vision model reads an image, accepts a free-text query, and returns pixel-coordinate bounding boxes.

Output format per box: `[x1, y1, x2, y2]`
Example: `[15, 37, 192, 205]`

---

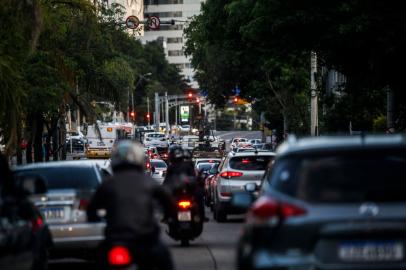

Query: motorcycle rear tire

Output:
[181, 239, 190, 247]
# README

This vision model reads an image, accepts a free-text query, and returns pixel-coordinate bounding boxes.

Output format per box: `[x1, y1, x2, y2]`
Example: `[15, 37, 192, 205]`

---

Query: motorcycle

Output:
[166, 178, 204, 246]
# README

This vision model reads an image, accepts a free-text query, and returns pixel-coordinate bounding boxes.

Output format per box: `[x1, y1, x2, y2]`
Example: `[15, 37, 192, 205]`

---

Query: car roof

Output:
[277, 134, 406, 157]
[14, 160, 97, 171]
[227, 151, 276, 157]
[151, 159, 166, 163]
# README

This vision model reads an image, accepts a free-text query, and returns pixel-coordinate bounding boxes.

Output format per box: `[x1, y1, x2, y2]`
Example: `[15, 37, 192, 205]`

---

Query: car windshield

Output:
[14, 167, 99, 190]
[229, 155, 274, 171]
[268, 151, 406, 203]
[152, 161, 167, 168]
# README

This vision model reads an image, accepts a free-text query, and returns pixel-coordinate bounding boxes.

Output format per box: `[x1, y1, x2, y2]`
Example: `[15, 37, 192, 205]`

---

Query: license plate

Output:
[40, 207, 65, 219]
[178, 211, 191, 222]
[339, 241, 404, 262]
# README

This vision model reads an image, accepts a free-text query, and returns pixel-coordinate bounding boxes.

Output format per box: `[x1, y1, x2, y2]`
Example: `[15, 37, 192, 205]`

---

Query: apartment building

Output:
[141, 0, 204, 89]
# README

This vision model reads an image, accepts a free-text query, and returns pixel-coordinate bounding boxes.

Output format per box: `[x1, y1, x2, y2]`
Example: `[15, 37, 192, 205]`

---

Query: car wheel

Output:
[181, 239, 190, 247]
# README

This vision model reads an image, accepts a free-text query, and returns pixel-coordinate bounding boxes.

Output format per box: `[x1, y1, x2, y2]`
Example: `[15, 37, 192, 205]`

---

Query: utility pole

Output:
[154, 92, 160, 131]
[127, 87, 130, 122]
[76, 79, 80, 129]
[147, 97, 150, 128]
[131, 92, 134, 123]
[175, 97, 178, 127]
[165, 92, 170, 136]
[310, 51, 319, 136]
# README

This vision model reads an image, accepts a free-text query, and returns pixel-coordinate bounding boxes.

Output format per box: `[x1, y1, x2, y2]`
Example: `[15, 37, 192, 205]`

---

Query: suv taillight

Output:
[250, 197, 306, 221]
[220, 171, 243, 178]
[79, 199, 89, 210]
[108, 246, 132, 266]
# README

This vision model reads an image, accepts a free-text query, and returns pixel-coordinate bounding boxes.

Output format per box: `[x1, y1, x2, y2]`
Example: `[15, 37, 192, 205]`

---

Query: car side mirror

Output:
[231, 192, 254, 210]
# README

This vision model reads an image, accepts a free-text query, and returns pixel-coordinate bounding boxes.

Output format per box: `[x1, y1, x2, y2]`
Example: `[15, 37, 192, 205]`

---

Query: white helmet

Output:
[111, 140, 145, 170]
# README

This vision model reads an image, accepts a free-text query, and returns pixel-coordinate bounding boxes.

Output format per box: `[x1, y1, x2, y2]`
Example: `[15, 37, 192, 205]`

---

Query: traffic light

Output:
[188, 92, 193, 98]
[130, 111, 135, 117]
[146, 113, 150, 119]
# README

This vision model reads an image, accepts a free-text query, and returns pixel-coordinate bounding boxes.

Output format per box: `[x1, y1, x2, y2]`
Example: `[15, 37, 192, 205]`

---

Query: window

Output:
[151, 160, 167, 168]
[156, 25, 183, 31]
[167, 37, 183, 44]
[269, 150, 406, 203]
[229, 156, 274, 171]
[145, 11, 182, 18]
[168, 50, 184, 56]
[15, 167, 100, 190]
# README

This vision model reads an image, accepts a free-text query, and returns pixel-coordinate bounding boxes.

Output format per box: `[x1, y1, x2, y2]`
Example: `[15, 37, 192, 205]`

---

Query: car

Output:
[65, 138, 87, 159]
[144, 146, 160, 159]
[234, 147, 256, 153]
[143, 132, 168, 149]
[13, 161, 105, 260]
[230, 138, 250, 150]
[180, 135, 199, 151]
[180, 125, 191, 133]
[234, 134, 406, 270]
[150, 159, 168, 184]
[194, 158, 222, 168]
[196, 162, 216, 174]
[0, 175, 52, 270]
[249, 139, 263, 149]
[212, 151, 276, 222]
[202, 163, 220, 208]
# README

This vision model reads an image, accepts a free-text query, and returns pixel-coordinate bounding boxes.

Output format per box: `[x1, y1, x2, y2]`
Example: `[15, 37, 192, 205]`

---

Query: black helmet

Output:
[168, 145, 184, 164]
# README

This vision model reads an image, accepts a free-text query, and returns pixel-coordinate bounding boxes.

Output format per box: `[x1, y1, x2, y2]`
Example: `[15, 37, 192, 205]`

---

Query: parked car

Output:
[14, 161, 105, 260]
[212, 151, 276, 222]
[0, 175, 52, 270]
[234, 134, 406, 270]
[150, 159, 168, 184]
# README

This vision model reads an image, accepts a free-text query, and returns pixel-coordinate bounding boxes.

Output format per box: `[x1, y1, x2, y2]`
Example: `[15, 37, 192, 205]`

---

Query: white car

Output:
[143, 132, 168, 148]
[150, 159, 167, 184]
[180, 125, 191, 132]
[230, 137, 250, 150]
[180, 135, 199, 150]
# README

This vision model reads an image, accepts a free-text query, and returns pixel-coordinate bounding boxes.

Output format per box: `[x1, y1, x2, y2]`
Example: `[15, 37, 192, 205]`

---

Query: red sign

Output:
[125, 16, 140, 29]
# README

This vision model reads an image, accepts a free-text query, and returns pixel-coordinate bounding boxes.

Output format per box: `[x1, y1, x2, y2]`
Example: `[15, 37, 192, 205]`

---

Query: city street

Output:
[49, 211, 244, 270]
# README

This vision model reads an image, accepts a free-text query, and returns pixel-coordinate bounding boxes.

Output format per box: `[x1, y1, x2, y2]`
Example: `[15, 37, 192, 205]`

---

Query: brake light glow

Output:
[242, 159, 251, 164]
[220, 171, 243, 178]
[220, 192, 232, 197]
[31, 217, 44, 233]
[250, 197, 306, 221]
[178, 200, 191, 209]
[79, 199, 89, 211]
[146, 162, 151, 169]
[108, 246, 132, 266]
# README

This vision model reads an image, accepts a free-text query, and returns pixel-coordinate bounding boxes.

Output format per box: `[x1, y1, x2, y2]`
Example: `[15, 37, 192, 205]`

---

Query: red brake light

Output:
[79, 199, 89, 211]
[178, 200, 191, 209]
[250, 197, 306, 221]
[31, 216, 44, 233]
[242, 159, 250, 164]
[220, 171, 243, 178]
[146, 162, 151, 169]
[108, 246, 132, 266]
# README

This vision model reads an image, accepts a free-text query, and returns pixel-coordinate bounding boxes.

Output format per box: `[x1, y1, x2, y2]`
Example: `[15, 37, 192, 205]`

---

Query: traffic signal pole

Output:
[310, 51, 319, 136]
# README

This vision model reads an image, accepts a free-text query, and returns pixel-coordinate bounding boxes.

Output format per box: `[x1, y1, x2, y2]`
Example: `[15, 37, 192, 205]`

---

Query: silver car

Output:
[14, 161, 105, 259]
[212, 151, 275, 222]
[150, 159, 167, 184]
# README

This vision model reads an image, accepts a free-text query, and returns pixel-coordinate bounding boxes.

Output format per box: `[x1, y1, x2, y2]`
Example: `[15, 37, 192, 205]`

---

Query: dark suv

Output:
[235, 134, 406, 270]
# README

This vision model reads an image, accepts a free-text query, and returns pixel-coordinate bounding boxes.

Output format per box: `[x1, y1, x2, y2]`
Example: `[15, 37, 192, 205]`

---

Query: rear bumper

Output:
[248, 249, 406, 270]
[217, 201, 246, 215]
[49, 222, 105, 258]
[86, 149, 110, 158]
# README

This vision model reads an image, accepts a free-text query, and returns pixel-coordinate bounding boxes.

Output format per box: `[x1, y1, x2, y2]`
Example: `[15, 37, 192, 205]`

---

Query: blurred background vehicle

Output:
[150, 158, 168, 184]
[0, 175, 52, 270]
[235, 134, 406, 270]
[212, 151, 275, 222]
[14, 161, 105, 260]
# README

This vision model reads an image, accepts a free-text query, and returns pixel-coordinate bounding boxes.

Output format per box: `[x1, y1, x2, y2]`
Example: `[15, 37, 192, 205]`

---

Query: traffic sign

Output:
[126, 16, 140, 29]
[147, 16, 160, 30]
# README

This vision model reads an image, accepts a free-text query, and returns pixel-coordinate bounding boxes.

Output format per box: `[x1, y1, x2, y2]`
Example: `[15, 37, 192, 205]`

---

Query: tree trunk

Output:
[25, 114, 34, 164]
[26, 139, 33, 164]
[33, 112, 44, 162]
[52, 127, 59, 161]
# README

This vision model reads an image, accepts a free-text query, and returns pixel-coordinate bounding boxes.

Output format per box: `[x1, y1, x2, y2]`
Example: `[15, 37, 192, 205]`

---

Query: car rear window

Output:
[147, 134, 165, 138]
[15, 167, 100, 190]
[229, 155, 274, 171]
[197, 163, 214, 172]
[269, 151, 406, 203]
[152, 161, 167, 168]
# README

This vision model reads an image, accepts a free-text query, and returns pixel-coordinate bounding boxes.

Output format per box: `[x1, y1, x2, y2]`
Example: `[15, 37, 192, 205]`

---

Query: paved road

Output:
[49, 210, 244, 270]
[215, 130, 262, 141]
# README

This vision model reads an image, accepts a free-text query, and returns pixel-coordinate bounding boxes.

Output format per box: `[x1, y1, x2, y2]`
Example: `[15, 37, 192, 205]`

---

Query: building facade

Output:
[141, 0, 203, 89]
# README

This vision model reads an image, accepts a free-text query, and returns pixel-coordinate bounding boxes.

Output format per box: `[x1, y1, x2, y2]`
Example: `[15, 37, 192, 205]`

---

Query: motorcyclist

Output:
[87, 141, 176, 270]
[163, 145, 207, 222]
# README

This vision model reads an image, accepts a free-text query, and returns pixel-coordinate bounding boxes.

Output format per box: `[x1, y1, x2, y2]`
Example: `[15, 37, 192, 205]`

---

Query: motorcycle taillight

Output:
[178, 200, 191, 209]
[108, 246, 132, 266]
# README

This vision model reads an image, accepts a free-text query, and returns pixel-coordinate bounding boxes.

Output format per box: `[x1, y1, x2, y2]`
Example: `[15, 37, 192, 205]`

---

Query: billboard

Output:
[180, 106, 189, 123]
